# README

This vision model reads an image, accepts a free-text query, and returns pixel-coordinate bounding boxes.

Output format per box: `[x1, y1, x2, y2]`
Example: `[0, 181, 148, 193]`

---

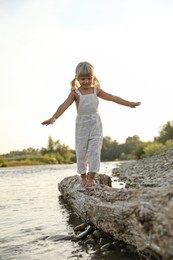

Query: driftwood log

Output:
[58, 148, 173, 259]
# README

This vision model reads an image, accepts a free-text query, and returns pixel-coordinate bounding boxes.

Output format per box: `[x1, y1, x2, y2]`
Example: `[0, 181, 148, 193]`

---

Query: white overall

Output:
[75, 87, 103, 174]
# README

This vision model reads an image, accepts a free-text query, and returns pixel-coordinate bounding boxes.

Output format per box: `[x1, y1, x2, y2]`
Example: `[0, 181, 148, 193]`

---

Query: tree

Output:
[143, 142, 165, 157]
[55, 142, 73, 164]
[101, 136, 119, 161]
[125, 135, 144, 159]
[154, 121, 173, 144]
[47, 136, 54, 152]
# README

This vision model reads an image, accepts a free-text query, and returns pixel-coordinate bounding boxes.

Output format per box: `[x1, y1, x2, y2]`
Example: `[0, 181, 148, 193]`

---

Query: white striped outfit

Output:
[75, 87, 103, 174]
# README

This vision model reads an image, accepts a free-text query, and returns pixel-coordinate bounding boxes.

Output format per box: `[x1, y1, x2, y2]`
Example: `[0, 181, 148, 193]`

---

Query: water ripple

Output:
[0, 163, 132, 260]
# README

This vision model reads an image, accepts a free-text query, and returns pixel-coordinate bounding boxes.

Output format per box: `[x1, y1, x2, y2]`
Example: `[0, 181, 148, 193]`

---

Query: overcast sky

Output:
[0, 0, 173, 153]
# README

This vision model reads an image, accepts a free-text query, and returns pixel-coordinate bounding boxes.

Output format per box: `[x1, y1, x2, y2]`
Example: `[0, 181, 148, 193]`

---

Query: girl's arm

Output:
[98, 89, 141, 108]
[41, 91, 75, 126]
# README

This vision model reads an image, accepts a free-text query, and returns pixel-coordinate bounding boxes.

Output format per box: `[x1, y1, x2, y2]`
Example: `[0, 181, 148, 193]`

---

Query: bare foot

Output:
[81, 173, 87, 187]
[87, 179, 95, 187]
[86, 172, 96, 187]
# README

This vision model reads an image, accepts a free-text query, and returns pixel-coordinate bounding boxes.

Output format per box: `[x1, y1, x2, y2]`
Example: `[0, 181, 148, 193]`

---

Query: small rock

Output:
[93, 230, 103, 239]
[74, 223, 87, 232]
[76, 225, 93, 239]
[99, 237, 113, 245]
[100, 243, 112, 251]
[84, 238, 96, 247]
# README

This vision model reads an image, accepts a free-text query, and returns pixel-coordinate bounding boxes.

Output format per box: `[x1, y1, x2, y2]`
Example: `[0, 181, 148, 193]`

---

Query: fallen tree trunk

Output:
[58, 174, 173, 259]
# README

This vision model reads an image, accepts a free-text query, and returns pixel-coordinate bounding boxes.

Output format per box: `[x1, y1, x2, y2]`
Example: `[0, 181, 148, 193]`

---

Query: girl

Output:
[41, 61, 141, 187]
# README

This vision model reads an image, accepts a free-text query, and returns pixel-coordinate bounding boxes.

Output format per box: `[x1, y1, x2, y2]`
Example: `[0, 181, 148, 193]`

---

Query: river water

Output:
[0, 162, 137, 260]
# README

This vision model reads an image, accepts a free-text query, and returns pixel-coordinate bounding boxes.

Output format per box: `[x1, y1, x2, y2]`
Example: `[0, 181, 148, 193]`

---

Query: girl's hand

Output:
[129, 102, 141, 108]
[41, 117, 56, 126]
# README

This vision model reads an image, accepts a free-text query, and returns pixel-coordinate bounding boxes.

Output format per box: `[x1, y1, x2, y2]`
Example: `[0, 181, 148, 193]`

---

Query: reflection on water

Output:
[58, 195, 83, 229]
[0, 163, 136, 260]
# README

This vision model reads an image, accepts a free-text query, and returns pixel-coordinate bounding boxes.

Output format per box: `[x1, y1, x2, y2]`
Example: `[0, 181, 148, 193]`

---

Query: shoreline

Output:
[58, 147, 173, 259]
[112, 147, 173, 188]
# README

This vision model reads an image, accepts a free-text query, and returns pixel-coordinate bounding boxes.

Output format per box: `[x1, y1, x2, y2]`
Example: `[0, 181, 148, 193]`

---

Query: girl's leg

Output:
[87, 117, 103, 186]
[87, 172, 96, 187]
[75, 124, 88, 187]
[81, 173, 87, 187]
[87, 137, 102, 187]
[76, 150, 87, 186]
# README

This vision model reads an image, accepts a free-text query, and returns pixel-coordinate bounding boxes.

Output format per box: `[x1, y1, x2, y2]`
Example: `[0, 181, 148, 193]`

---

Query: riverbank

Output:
[58, 147, 173, 259]
[112, 147, 173, 188]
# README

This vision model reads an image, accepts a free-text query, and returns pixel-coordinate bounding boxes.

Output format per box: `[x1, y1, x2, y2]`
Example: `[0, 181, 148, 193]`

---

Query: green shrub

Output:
[143, 142, 165, 157]
[165, 139, 173, 148]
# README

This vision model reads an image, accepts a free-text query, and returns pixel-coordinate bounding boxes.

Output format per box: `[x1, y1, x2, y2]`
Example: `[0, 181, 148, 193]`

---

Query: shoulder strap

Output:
[94, 86, 97, 95]
[75, 89, 82, 96]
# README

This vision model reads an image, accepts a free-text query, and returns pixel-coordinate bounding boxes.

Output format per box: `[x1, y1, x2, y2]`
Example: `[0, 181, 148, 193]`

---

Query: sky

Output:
[0, 0, 173, 154]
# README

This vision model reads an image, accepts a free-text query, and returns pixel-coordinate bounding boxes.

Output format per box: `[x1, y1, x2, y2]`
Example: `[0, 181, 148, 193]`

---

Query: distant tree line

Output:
[0, 121, 173, 167]
[0, 137, 76, 167]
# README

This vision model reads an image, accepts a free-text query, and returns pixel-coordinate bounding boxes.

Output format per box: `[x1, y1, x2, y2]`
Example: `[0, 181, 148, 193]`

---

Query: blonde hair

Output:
[70, 61, 100, 89]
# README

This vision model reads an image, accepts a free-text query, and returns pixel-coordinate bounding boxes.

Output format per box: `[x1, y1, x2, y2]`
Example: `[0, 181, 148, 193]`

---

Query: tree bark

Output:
[58, 173, 173, 259]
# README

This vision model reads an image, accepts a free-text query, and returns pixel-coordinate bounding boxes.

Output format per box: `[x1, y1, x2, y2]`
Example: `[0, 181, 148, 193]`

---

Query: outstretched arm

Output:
[98, 89, 141, 108]
[41, 92, 75, 126]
